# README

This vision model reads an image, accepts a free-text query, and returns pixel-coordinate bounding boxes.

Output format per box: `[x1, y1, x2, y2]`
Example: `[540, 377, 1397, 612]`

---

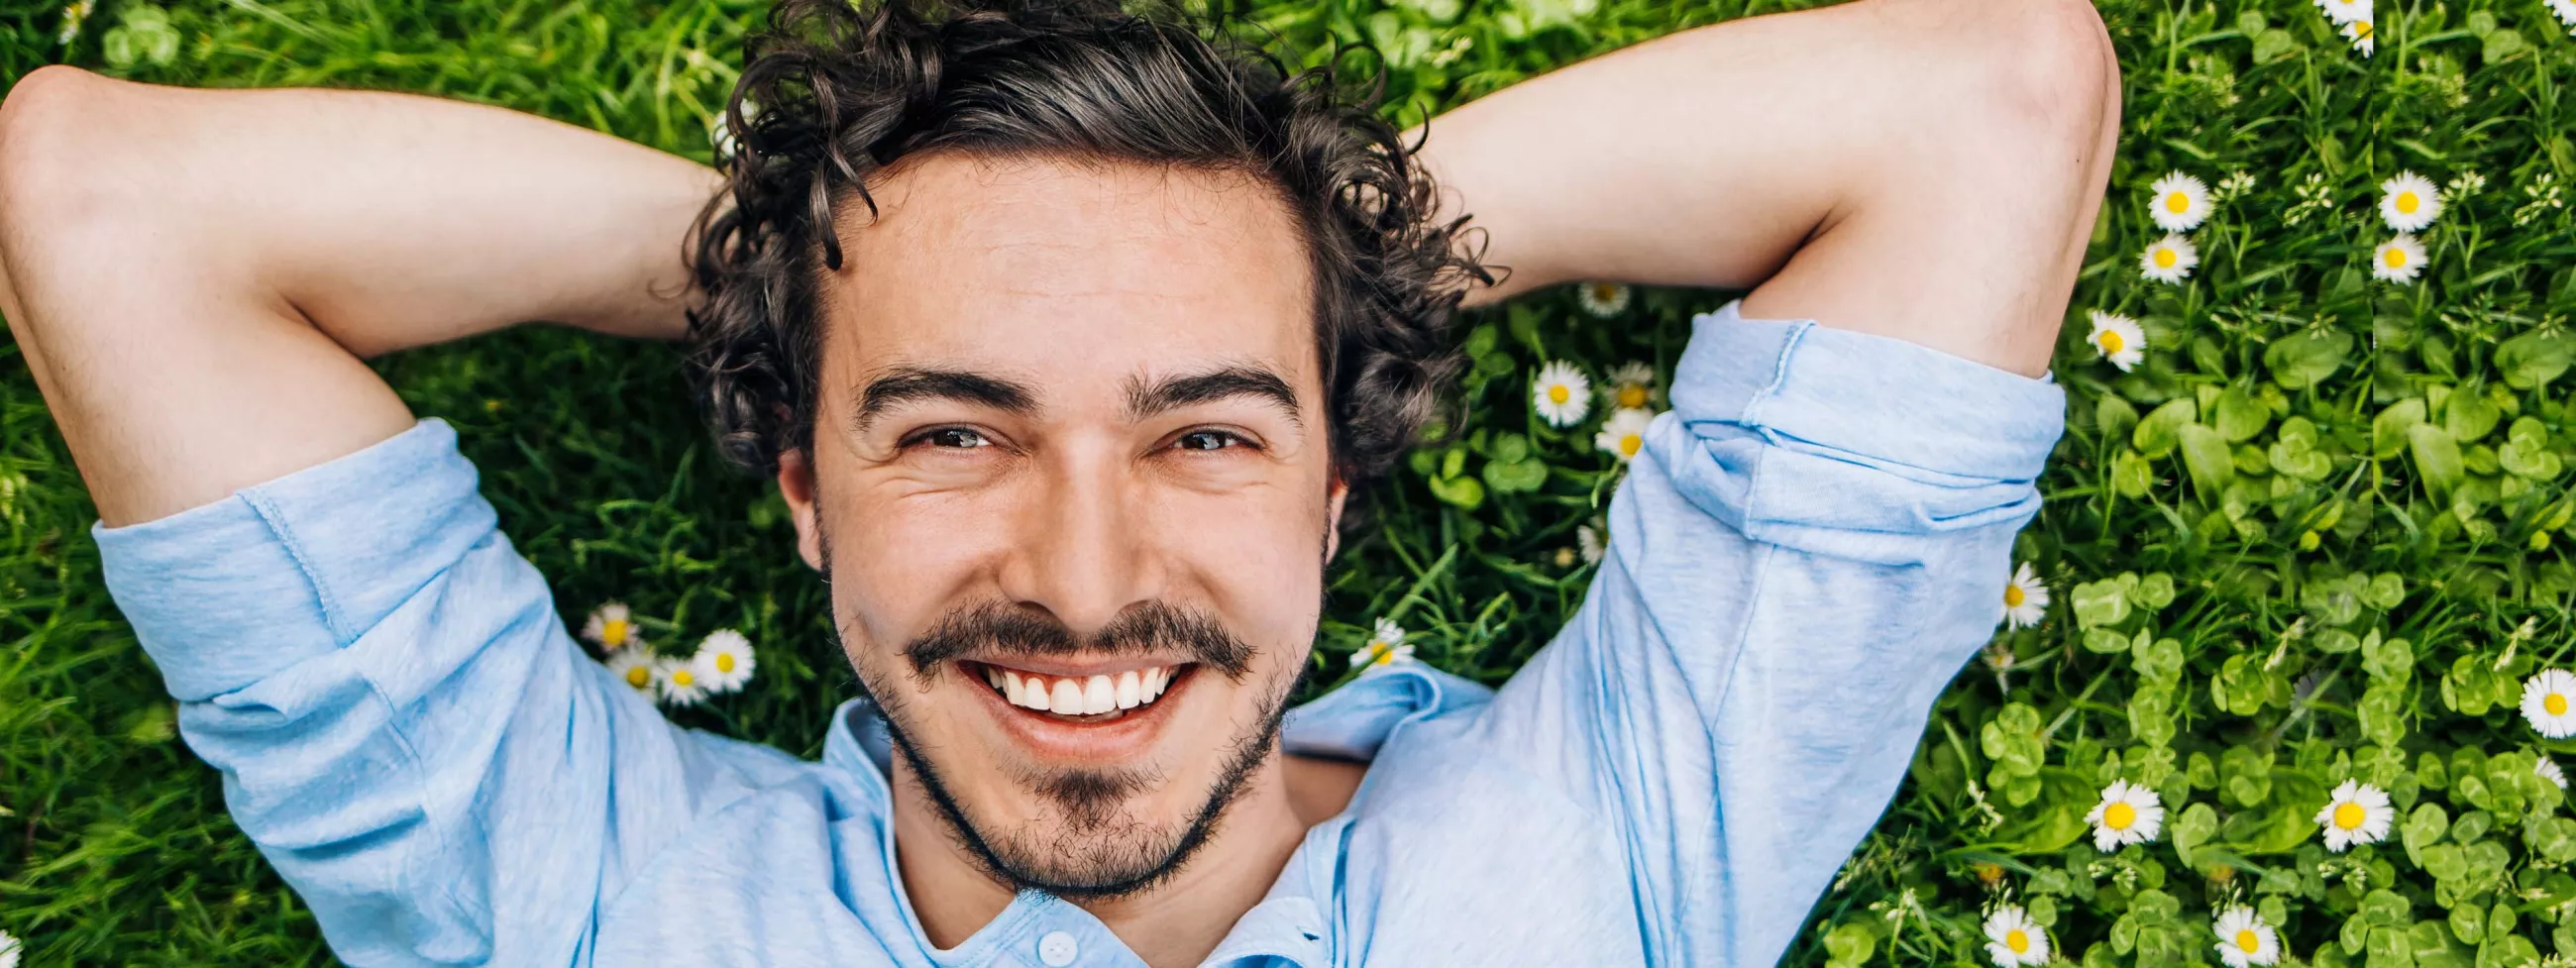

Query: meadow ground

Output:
[4, 0, 2575, 963]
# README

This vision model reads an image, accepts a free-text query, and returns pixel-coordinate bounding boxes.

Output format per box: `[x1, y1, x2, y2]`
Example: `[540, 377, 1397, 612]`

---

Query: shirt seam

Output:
[240, 487, 352, 644]
[1580, 564, 1666, 967]
[1689, 539, 1776, 968]
[246, 486, 475, 946]
[1735, 320, 1812, 432]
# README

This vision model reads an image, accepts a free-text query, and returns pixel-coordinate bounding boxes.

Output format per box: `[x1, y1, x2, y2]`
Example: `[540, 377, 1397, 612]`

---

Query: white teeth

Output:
[989, 665, 1182, 715]
[1083, 675, 1116, 714]
[1049, 679, 1083, 714]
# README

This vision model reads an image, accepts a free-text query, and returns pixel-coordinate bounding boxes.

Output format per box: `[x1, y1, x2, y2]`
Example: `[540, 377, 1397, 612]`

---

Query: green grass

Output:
[5, 0, 2576, 963]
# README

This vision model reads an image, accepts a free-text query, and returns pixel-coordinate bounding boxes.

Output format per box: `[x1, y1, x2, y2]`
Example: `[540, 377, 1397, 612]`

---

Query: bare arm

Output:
[0, 66, 725, 526]
[1413, 0, 2120, 376]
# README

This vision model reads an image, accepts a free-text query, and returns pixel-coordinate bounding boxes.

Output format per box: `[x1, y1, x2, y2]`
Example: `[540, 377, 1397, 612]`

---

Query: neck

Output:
[891, 751, 1365, 968]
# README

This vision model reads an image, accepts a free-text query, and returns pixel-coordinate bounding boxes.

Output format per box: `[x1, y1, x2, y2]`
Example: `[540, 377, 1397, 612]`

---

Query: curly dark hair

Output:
[681, 0, 1491, 525]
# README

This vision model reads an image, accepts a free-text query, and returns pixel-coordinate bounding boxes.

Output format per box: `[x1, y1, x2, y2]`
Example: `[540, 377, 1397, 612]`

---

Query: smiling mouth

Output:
[965, 661, 1192, 723]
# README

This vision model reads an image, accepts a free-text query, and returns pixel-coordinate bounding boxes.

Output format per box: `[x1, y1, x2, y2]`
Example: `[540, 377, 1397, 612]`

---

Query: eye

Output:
[911, 427, 994, 450]
[1172, 429, 1254, 452]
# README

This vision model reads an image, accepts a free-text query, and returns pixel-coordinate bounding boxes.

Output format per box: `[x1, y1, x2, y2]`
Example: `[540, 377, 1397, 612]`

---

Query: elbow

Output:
[0, 65, 139, 244]
[1962, 0, 2122, 157]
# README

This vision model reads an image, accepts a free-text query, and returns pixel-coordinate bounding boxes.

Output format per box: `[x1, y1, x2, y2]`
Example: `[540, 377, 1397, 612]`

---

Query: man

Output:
[0, 0, 2113, 962]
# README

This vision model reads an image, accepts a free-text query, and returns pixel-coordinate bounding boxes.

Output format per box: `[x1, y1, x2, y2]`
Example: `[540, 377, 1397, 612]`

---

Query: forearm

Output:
[1413, 0, 2117, 376]
[0, 66, 726, 525]
[1, 66, 724, 354]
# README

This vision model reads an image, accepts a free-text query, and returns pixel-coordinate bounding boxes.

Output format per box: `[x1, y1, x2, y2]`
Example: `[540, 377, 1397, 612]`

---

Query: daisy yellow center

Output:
[2097, 329, 2126, 354]
[601, 618, 629, 645]
[2355, 21, 2372, 37]
[2004, 584, 2027, 608]
[2548, 693, 2568, 715]
[2333, 802, 2366, 830]
[623, 666, 652, 689]
[1373, 648, 1397, 667]
[715, 653, 736, 674]
[2396, 191, 2419, 214]
[672, 668, 696, 688]
[2166, 192, 2192, 213]
[2103, 801, 2136, 829]
[1590, 284, 1618, 302]
[1617, 384, 1650, 408]
[2005, 929, 2030, 954]
[2237, 929, 2262, 952]
[2385, 247, 2409, 268]
[1549, 384, 1571, 404]
[2154, 248, 2178, 269]
[1619, 434, 1643, 457]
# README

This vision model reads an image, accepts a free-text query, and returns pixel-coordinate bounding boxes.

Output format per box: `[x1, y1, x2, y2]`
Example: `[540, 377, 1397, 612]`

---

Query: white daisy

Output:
[2315, 779, 2395, 852]
[1350, 617, 1415, 670]
[2343, 19, 2374, 55]
[581, 601, 644, 652]
[2522, 669, 2576, 738]
[2001, 562, 2051, 630]
[1604, 361, 1659, 411]
[2540, 758, 2568, 791]
[2372, 234, 2426, 284]
[693, 628, 758, 694]
[2551, 0, 2576, 28]
[1577, 523, 1605, 565]
[2315, 0, 2370, 24]
[2087, 311, 2147, 372]
[2140, 234, 2200, 284]
[2212, 906, 2282, 968]
[2149, 171, 2212, 232]
[1595, 407, 1656, 464]
[1532, 361, 1593, 428]
[1575, 281, 1632, 318]
[657, 656, 711, 707]
[2085, 779, 2165, 851]
[2379, 172, 2442, 232]
[603, 649, 660, 699]
[1984, 905, 2052, 968]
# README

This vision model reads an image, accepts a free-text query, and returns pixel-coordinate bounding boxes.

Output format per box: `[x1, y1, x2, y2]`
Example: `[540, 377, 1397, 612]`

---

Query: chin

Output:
[867, 650, 1300, 899]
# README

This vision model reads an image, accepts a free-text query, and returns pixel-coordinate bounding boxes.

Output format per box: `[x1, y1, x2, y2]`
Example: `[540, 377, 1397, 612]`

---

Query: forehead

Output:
[816, 153, 1317, 394]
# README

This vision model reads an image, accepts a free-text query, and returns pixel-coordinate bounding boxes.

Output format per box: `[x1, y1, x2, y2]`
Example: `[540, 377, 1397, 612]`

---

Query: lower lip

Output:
[963, 662, 1197, 761]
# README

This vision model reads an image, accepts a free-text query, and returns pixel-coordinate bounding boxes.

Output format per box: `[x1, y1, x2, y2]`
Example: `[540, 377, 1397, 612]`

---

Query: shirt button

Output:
[1037, 930, 1079, 967]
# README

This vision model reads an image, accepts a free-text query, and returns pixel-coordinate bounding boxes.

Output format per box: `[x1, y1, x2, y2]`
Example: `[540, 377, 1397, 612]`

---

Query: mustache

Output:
[901, 598, 1257, 684]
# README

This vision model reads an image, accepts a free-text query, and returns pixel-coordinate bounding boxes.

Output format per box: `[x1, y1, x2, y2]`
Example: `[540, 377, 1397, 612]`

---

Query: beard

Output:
[816, 520, 1308, 901]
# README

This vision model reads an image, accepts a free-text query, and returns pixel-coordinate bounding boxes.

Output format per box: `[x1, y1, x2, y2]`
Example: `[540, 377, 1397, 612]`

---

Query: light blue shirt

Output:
[93, 299, 2064, 967]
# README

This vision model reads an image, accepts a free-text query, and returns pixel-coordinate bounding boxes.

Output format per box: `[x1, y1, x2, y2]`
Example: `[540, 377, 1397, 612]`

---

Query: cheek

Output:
[814, 488, 1010, 659]
[1149, 486, 1331, 637]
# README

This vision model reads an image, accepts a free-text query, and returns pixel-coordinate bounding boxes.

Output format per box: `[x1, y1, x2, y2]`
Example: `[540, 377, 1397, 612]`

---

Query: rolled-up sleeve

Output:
[94, 418, 768, 968]
[1478, 300, 2065, 966]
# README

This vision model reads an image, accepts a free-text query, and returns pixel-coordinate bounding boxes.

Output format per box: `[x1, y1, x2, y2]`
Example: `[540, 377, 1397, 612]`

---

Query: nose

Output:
[994, 436, 1163, 638]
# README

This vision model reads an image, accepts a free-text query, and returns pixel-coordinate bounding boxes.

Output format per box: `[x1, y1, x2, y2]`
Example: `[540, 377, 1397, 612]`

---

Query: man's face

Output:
[776, 153, 1343, 898]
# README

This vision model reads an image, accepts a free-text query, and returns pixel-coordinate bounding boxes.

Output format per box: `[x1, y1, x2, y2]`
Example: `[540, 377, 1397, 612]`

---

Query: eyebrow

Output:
[853, 367, 1038, 433]
[1125, 366, 1304, 428]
